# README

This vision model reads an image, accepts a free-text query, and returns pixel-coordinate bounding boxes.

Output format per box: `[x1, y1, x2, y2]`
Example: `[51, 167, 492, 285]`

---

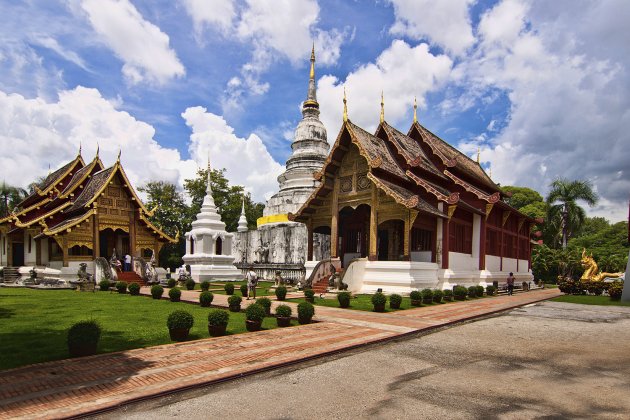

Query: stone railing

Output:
[234, 263, 305, 283]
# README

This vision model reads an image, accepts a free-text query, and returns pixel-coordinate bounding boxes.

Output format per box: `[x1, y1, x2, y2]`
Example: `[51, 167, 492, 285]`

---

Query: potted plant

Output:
[410, 290, 422, 306]
[420, 288, 434, 305]
[207, 309, 229, 336]
[442, 289, 453, 302]
[608, 281, 623, 301]
[166, 310, 194, 341]
[169, 287, 182, 302]
[99, 279, 111, 292]
[67, 320, 101, 357]
[467, 286, 477, 298]
[151, 284, 164, 300]
[453, 286, 467, 301]
[128, 282, 141, 296]
[297, 301, 315, 324]
[486, 285, 496, 296]
[245, 303, 266, 332]
[200, 280, 210, 291]
[224, 283, 235, 295]
[371, 292, 387, 312]
[199, 291, 214, 307]
[389, 293, 403, 309]
[275, 304, 292, 327]
[275, 285, 287, 301]
[185, 278, 196, 291]
[304, 288, 315, 303]
[167, 278, 176, 288]
[240, 284, 248, 297]
[228, 294, 242, 312]
[256, 297, 272, 316]
[337, 291, 351, 308]
[115, 281, 127, 294]
[475, 285, 485, 297]
[432, 289, 443, 304]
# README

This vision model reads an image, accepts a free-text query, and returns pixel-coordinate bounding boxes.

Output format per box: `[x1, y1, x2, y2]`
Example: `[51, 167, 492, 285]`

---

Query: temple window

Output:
[411, 228, 432, 251]
[190, 237, 194, 254]
[28, 235, 32, 253]
[69, 245, 93, 256]
[450, 221, 472, 254]
[216, 237, 222, 255]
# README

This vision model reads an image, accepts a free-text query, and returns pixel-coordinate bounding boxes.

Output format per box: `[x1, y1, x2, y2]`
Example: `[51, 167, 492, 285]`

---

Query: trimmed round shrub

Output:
[486, 285, 496, 296]
[185, 278, 196, 290]
[371, 292, 387, 312]
[276, 304, 292, 318]
[297, 301, 315, 324]
[389, 293, 403, 309]
[420, 288, 434, 299]
[443, 289, 453, 300]
[169, 287, 182, 302]
[166, 310, 194, 330]
[608, 281, 623, 300]
[228, 294, 242, 311]
[245, 303, 266, 322]
[199, 291, 214, 307]
[207, 309, 229, 326]
[240, 284, 248, 297]
[410, 290, 422, 306]
[337, 291, 352, 308]
[468, 286, 477, 298]
[99, 279, 110, 291]
[275, 285, 287, 301]
[256, 297, 272, 315]
[128, 282, 141, 296]
[432, 289, 443, 303]
[304, 289, 315, 300]
[453, 286, 468, 299]
[67, 320, 101, 357]
[115, 281, 127, 294]
[475, 285, 485, 297]
[224, 283, 235, 295]
[167, 278, 176, 288]
[200, 281, 210, 291]
[151, 284, 164, 299]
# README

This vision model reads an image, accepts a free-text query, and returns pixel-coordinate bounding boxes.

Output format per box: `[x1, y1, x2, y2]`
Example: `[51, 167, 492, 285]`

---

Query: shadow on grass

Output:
[0, 307, 15, 319]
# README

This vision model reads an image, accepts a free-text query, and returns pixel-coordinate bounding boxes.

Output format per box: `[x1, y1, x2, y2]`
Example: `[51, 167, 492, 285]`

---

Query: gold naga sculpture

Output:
[580, 249, 623, 281]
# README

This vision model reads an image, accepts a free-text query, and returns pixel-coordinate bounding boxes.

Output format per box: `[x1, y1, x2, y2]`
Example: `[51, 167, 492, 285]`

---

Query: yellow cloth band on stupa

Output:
[257, 214, 290, 227]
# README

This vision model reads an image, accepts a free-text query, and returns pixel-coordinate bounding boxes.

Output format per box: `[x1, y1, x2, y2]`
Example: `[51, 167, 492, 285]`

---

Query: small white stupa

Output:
[182, 158, 241, 282]
[237, 196, 248, 233]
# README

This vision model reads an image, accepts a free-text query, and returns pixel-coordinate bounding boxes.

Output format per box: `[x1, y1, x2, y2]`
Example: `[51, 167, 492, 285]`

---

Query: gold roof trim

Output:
[138, 212, 177, 243]
[14, 202, 72, 228]
[44, 208, 95, 236]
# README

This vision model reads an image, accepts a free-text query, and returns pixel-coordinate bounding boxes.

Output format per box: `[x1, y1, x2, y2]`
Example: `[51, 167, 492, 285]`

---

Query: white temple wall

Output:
[503, 257, 518, 274]
[449, 251, 476, 271]
[410, 251, 432, 262]
[24, 231, 36, 265]
[40, 238, 49, 265]
[471, 214, 481, 267]
[486, 255, 501, 272]
[518, 259, 530, 273]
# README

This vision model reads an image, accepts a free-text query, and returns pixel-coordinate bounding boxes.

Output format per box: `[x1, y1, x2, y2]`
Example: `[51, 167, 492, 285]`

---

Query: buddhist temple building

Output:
[291, 96, 536, 293]
[0, 148, 176, 278]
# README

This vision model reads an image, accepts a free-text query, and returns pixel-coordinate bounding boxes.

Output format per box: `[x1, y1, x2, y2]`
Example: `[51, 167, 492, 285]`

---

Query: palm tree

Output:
[0, 181, 28, 217]
[546, 179, 598, 249]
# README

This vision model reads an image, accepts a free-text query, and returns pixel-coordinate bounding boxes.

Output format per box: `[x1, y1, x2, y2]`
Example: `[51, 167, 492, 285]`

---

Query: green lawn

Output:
[210, 281, 276, 296]
[0, 287, 295, 371]
[551, 294, 630, 306]
[287, 294, 466, 312]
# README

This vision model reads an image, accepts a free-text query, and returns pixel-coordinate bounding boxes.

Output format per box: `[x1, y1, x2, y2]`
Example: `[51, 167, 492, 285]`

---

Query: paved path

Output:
[0, 288, 561, 419]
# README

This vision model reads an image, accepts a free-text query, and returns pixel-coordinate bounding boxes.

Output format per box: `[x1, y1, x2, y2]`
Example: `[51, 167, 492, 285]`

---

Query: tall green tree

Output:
[502, 186, 544, 209]
[546, 179, 598, 249]
[184, 168, 264, 232]
[0, 182, 28, 217]
[138, 181, 192, 270]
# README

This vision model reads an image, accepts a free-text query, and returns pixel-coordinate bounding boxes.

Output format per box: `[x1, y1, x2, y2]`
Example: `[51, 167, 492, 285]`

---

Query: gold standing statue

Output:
[580, 249, 623, 281]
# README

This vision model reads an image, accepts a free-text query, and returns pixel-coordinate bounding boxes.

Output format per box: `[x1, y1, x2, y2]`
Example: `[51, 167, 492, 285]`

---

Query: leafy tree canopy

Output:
[502, 186, 544, 210]
[0, 182, 28, 217]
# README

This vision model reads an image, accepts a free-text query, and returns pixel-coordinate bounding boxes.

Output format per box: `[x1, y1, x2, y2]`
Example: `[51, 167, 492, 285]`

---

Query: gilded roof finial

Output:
[413, 97, 418, 124]
[476, 147, 480, 164]
[116, 149, 121, 162]
[78, 141, 82, 157]
[343, 87, 348, 122]
[309, 42, 315, 80]
[380, 91, 384, 124]
[96, 143, 100, 158]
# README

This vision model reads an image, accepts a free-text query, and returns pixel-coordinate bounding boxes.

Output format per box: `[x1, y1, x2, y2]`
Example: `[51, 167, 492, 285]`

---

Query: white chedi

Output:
[182, 160, 241, 281]
[237, 196, 248, 233]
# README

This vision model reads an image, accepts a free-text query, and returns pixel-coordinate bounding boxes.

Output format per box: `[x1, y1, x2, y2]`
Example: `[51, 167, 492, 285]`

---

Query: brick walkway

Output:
[0, 288, 561, 419]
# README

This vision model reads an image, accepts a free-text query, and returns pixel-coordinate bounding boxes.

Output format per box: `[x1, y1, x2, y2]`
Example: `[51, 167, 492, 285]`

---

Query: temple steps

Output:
[116, 271, 146, 286]
[1, 267, 20, 283]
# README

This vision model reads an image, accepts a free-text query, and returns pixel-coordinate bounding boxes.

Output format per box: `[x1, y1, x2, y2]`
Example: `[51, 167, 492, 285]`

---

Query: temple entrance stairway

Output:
[1, 267, 20, 283]
[116, 271, 146, 286]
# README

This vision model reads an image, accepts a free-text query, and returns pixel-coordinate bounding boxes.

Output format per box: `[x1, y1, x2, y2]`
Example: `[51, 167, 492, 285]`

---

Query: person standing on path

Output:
[124, 254, 132, 272]
[507, 272, 515, 295]
[246, 266, 258, 300]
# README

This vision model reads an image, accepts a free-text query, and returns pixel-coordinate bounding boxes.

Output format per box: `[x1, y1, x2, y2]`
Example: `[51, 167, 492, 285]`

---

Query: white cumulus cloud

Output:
[81, 0, 185, 85]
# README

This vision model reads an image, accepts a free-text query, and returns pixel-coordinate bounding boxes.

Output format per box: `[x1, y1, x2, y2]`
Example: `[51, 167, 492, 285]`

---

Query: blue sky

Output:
[1, 0, 628, 221]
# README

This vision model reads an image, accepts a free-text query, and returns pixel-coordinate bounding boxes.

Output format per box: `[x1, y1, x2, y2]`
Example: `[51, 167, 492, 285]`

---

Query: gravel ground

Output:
[98, 301, 630, 419]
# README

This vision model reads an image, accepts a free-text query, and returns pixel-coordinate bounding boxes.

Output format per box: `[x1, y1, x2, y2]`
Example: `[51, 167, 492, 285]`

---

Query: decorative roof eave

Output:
[36, 155, 85, 197]
[409, 121, 451, 164]
[444, 170, 500, 203]
[346, 121, 407, 179]
[138, 212, 178, 243]
[405, 170, 459, 204]
[42, 208, 95, 236]
[367, 172, 446, 219]
[3, 196, 54, 222]
[58, 157, 105, 199]
[14, 201, 72, 228]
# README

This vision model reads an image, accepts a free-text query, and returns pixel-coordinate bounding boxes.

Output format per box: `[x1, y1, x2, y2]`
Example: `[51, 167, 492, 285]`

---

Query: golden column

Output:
[369, 183, 377, 260]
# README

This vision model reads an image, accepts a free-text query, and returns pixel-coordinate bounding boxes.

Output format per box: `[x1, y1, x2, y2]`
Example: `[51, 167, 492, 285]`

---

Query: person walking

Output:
[245, 266, 258, 300]
[507, 272, 515, 296]
[124, 254, 132, 272]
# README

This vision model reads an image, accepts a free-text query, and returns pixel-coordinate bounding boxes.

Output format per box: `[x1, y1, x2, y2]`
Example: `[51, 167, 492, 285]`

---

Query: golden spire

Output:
[96, 143, 100, 158]
[78, 141, 82, 157]
[380, 91, 384, 124]
[343, 87, 348, 122]
[476, 147, 480, 164]
[116, 149, 121, 163]
[413, 97, 418, 123]
[309, 42, 315, 80]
